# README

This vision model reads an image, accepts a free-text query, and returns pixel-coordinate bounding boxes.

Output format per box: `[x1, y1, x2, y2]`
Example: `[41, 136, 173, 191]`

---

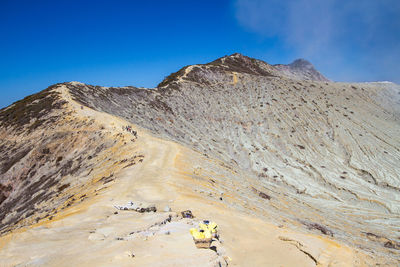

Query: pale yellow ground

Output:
[0, 87, 373, 266]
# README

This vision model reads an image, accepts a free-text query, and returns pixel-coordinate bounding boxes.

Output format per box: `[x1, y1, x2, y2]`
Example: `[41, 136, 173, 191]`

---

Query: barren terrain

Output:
[0, 54, 399, 266]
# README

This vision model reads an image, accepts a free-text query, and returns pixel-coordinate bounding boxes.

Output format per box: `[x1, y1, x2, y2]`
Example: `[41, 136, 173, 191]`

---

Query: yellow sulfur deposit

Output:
[190, 221, 218, 241]
[199, 222, 218, 233]
[190, 228, 205, 239]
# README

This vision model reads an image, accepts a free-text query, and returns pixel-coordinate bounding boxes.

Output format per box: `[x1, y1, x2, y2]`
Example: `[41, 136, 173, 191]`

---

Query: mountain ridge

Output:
[0, 54, 400, 266]
[157, 53, 329, 90]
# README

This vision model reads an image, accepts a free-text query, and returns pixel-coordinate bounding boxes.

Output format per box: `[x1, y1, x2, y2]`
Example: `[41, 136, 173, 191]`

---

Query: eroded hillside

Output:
[0, 53, 399, 266]
[67, 54, 400, 260]
[0, 86, 145, 234]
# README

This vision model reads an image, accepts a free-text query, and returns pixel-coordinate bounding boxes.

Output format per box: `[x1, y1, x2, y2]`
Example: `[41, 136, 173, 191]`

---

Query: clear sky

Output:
[1, 0, 399, 108]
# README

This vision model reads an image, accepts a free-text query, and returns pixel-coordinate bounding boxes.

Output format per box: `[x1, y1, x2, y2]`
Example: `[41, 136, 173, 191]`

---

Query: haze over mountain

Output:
[0, 54, 399, 266]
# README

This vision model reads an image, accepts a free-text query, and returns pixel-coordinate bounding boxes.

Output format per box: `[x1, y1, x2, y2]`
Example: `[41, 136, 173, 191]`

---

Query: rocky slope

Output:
[0, 85, 145, 234]
[0, 53, 399, 266]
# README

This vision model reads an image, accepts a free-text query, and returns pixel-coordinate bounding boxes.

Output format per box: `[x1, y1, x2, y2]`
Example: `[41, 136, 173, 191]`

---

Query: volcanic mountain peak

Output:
[157, 53, 274, 89]
[289, 58, 314, 70]
[157, 54, 328, 90]
[274, 58, 329, 82]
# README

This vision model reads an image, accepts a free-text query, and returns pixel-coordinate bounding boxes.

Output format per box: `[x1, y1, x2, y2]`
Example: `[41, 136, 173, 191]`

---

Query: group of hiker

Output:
[123, 125, 137, 137]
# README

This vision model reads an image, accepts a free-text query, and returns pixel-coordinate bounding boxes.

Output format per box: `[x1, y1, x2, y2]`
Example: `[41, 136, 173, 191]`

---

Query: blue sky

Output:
[1, 0, 399, 108]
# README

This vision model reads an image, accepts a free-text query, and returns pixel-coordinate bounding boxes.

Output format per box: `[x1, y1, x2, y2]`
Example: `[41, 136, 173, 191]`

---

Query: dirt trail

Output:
[0, 86, 380, 266]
